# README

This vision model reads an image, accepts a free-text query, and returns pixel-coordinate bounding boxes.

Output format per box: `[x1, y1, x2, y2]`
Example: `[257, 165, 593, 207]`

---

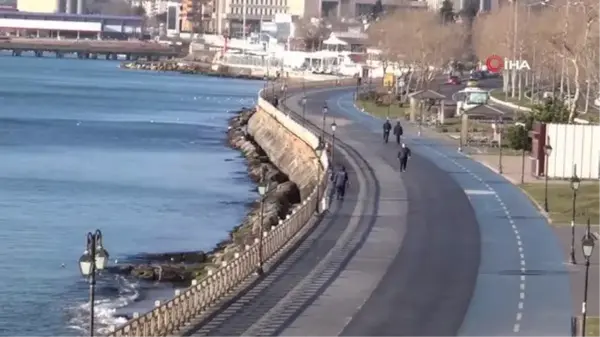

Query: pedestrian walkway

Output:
[471, 154, 540, 184]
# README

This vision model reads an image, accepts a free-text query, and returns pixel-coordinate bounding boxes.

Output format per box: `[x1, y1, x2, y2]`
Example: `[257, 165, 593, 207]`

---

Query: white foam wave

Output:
[67, 275, 140, 335]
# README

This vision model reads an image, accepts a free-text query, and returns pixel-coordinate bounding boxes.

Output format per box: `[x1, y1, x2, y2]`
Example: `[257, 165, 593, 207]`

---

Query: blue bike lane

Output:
[330, 90, 572, 336]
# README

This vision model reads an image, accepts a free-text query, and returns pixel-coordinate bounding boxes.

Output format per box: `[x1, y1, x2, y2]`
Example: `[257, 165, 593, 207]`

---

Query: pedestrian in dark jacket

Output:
[398, 143, 412, 172]
[334, 166, 349, 200]
[393, 121, 403, 144]
[383, 119, 392, 143]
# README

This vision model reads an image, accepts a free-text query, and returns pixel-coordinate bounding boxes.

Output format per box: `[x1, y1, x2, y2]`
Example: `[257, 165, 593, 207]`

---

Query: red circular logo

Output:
[486, 55, 504, 73]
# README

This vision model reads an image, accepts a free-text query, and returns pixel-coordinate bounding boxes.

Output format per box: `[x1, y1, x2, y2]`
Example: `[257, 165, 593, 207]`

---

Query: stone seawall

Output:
[247, 108, 319, 200]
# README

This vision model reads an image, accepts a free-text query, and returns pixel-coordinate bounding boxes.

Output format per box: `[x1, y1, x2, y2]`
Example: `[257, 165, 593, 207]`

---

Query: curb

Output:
[471, 157, 554, 224]
[488, 89, 533, 112]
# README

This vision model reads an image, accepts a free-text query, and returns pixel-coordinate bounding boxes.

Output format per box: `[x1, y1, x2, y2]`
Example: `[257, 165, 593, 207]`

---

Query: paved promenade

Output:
[330, 89, 572, 335]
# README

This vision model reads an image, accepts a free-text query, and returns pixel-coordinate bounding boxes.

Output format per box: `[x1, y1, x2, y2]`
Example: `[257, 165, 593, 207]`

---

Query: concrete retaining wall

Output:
[250, 95, 326, 200]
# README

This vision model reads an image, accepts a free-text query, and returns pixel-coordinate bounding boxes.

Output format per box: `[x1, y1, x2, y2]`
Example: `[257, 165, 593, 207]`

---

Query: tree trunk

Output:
[568, 58, 580, 122]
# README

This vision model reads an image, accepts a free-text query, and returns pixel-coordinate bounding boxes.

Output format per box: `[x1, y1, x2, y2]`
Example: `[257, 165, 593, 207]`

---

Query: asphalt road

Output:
[327, 89, 573, 335]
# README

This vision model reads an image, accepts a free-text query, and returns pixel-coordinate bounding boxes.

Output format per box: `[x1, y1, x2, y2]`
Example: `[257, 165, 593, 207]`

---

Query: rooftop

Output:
[0, 10, 143, 21]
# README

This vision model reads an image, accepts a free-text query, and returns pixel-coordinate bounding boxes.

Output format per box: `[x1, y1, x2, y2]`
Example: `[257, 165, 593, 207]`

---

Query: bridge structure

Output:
[0, 39, 181, 60]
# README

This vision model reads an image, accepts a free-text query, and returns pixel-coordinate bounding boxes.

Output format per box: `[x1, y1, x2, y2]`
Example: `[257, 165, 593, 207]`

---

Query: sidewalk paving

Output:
[471, 154, 539, 185]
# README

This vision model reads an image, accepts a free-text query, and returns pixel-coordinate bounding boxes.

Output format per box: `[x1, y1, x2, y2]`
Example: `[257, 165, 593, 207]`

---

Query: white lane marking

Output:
[425, 147, 527, 335]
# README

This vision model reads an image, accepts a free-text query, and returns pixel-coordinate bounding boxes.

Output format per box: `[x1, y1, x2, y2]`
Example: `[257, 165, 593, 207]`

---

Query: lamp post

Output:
[321, 104, 328, 147]
[569, 171, 581, 264]
[78, 230, 110, 337]
[301, 96, 307, 126]
[315, 144, 324, 213]
[256, 173, 270, 275]
[281, 83, 288, 100]
[387, 89, 392, 118]
[331, 120, 337, 166]
[355, 77, 361, 101]
[497, 118, 504, 174]
[543, 143, 553, 212]
[263, 75, 268, 95]
[515, 122, 527, 184]
[581, 218, 596, 337]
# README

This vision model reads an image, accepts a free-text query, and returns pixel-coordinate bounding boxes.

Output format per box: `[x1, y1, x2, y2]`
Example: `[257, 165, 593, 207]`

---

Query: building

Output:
[180, 0, 213, 33]
[0, 10, 143, 38]
[166, 0, 181, 34]
[17, 0, 61, 13]
[130, 0, 170, 17]
[17, 0, 88, 14]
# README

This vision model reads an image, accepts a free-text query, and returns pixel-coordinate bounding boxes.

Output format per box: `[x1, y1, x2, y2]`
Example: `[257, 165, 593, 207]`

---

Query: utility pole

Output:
[511, 0, 518, 98]
[242, 0, 246, 54]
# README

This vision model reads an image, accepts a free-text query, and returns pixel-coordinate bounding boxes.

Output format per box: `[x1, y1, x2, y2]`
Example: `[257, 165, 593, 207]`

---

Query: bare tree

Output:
[294, 19, 330, 51]
[368, 10, 465, 91]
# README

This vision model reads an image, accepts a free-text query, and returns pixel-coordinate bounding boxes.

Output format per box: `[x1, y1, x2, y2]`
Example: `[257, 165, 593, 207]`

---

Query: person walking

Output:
[398, 143, 412, 172]
[393, 121, 403, 144]
[334, 166, 349, 200]
[383, 119, 392, 143]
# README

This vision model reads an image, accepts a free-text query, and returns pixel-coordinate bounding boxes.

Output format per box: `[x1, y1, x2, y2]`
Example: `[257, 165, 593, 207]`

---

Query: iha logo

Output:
[485, 55, 531, 73]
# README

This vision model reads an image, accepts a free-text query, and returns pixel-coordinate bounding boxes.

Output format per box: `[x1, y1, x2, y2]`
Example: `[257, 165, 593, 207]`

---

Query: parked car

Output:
[447, 75, 461, 85]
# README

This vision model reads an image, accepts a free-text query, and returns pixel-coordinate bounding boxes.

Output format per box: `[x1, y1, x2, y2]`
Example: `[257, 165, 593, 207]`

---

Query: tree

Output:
[155, 12, 167, 24]
[371, 0, 384, 22]
[294, 18, 330, 51]
[133, 5, 146, 16]
[368, 10, 466, 91]
[439, 0, 455, 24]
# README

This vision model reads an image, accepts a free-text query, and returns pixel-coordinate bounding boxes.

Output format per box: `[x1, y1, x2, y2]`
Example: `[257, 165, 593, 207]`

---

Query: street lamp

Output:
[497, 118, 504, 174]
[79, 230, 110, 337]
[543, 143, 552, 212]
[569, 171, 581, 264]
[331, 120, 337, 166]
[263, 75, 268, 94]
[515, 122, 527, 184]
[581, 218, 596, 337]
[315, 143, 324, 213]
[256, 173, 271, 275]
[387, 89, 392, 118]
[321, 104, 328, 148]
[301, 96, 307, 126]
[355, 77, 361, 101]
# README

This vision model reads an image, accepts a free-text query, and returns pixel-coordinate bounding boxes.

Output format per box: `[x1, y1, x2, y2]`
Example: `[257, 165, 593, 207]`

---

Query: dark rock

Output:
[129, 251, 207, 264]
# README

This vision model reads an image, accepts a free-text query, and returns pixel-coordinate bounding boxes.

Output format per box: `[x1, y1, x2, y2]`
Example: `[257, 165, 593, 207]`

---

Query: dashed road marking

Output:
[423, 146, 527, 335]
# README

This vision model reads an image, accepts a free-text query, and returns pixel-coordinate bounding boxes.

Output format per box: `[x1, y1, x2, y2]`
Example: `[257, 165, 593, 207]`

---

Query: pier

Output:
[0, 38, 182, 60]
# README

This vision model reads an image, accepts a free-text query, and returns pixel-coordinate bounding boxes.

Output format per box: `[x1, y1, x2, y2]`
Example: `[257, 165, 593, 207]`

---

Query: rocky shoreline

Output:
[120, 61, 266, 81]
[108, 108, 300, 284]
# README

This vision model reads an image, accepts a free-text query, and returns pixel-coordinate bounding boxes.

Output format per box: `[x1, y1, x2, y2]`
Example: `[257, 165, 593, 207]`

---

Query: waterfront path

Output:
[329, 88, 572, 335]
[182, 85, 480, 335]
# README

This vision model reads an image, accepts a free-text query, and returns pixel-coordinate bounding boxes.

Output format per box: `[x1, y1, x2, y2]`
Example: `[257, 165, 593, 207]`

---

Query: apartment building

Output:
[130, 0, 169, 17]
[180, 0, 212, 32]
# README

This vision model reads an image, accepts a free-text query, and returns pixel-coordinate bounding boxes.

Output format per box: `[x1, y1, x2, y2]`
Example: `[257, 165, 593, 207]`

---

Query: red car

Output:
[447, 75, 462, 85]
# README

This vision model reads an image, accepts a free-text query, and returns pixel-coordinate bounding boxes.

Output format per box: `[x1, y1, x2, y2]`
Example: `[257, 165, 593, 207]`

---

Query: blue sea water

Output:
[0, 55, 262, 336]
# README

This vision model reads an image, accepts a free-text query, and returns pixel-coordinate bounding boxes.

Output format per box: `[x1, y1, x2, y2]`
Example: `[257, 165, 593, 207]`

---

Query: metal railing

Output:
[108, 82, 333, 337]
